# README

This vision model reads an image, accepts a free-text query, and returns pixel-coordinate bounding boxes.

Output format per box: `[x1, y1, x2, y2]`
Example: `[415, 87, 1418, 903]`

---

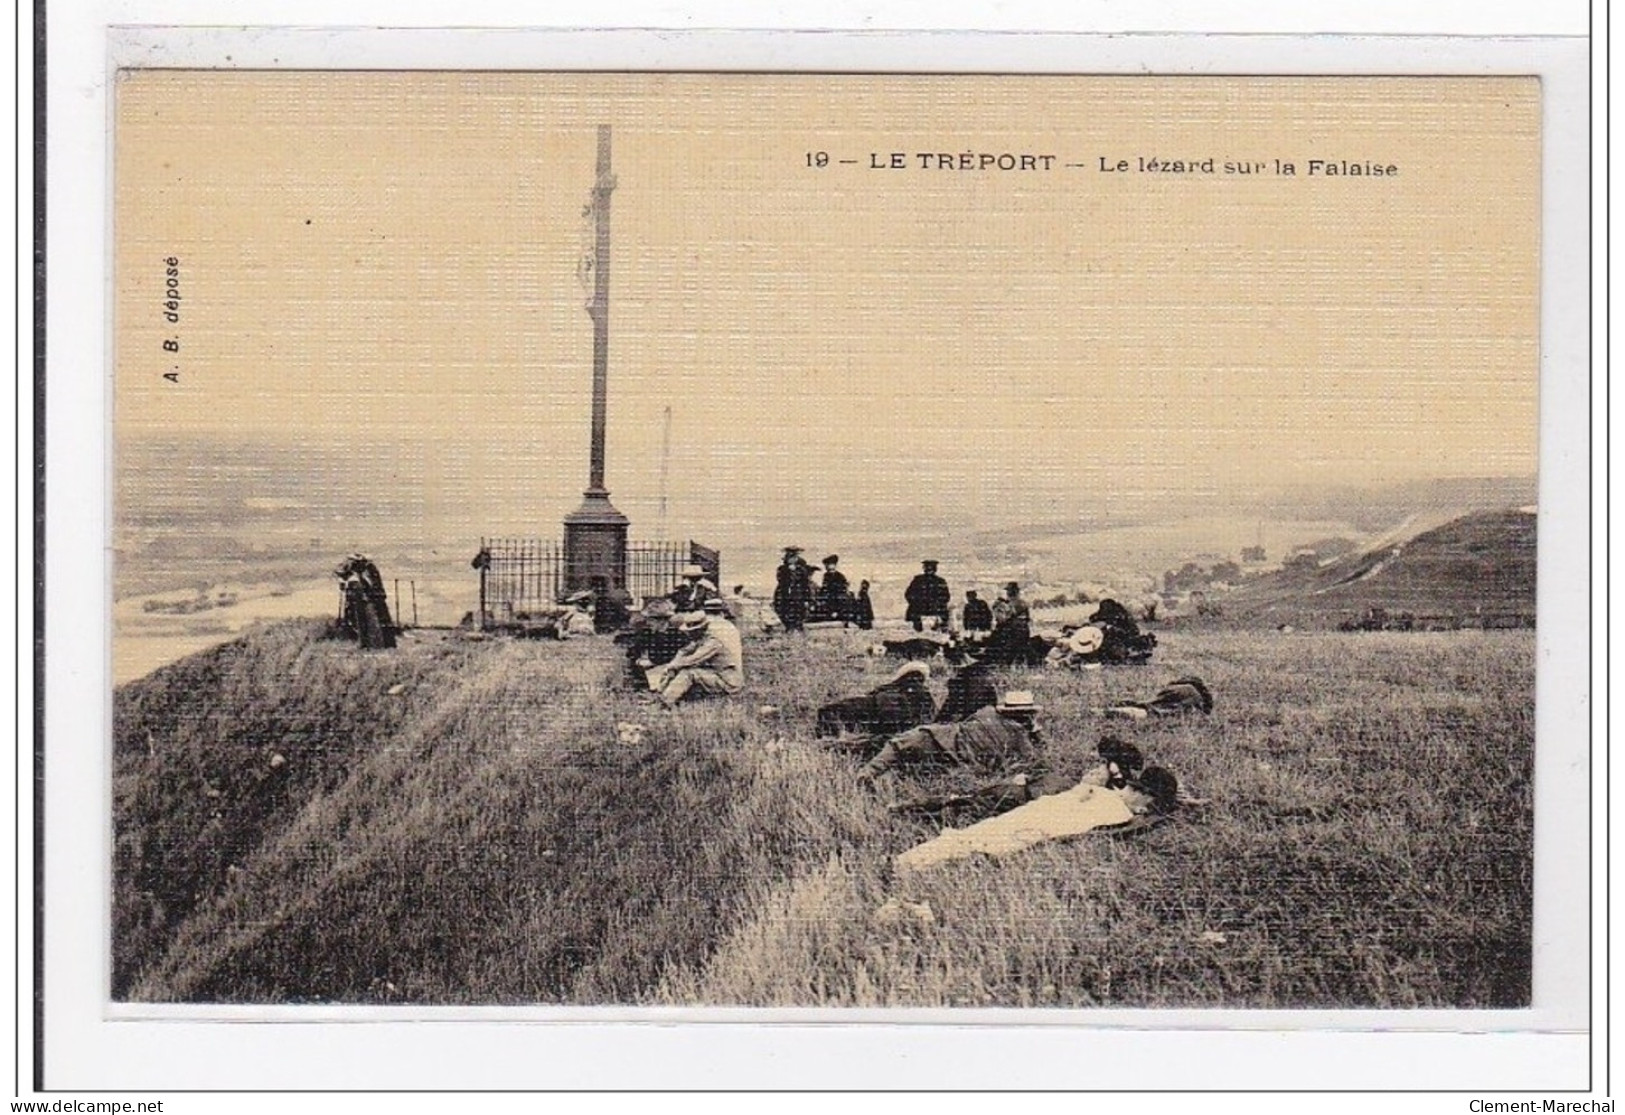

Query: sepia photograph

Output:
[108, 69, 1543, 1013]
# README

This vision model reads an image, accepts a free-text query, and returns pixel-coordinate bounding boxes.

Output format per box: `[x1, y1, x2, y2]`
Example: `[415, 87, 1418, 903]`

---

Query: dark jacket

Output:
[820, 568, 850, 601]
[912, 707, 1043, 773]
[816, 671, 937, 738]
[904, 573, 951, 621]
[1145, 676, 1214, 715]
[854, 587, 875, 629]
[773, 559, 815, 628]
[773, 560, 814, 609]
[936, 662, 998, 722]
[962, 597, 993, 631]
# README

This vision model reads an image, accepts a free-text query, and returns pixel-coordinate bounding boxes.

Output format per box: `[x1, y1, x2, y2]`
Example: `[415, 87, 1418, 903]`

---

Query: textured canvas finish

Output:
[110, 72, 1541, 1011]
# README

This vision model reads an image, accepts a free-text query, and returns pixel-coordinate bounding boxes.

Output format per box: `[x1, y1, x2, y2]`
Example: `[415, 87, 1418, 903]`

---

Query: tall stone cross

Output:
[562, 125, 630, 597]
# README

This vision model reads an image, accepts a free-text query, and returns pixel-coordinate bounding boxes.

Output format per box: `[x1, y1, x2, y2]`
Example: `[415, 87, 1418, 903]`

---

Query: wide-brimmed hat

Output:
[564, 590, 594, 605]
[1067, 625, 1105, 655]
[676, 611, 709, 632]
[680, 563, 706, 578]
[996, 690, 1040, 714]
[890, 661, 930, 683]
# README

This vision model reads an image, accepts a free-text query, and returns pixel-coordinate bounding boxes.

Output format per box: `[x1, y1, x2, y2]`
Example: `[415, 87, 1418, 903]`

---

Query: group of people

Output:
[462, 546, 1205, 849]
[902, 561, 1028, 641]
[891, 565, 1048, 668]
[815, 661, 1190, 826]
[772, 547, 875, 632]
[808, 642, 1204, 827]
[617, 594, 746, 709]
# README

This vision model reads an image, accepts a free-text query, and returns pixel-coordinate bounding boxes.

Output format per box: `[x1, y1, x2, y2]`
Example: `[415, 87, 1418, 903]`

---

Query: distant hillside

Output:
[1237, 477, 1538, 534]
[1223, 508, 1536, 624]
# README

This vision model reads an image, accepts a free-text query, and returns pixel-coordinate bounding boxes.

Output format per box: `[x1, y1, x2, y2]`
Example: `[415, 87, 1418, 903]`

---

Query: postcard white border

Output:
[36, 7, 1596, 1096]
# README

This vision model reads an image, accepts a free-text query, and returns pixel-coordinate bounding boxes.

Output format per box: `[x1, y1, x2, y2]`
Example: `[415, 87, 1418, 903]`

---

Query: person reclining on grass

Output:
[1105, 675, 1214, 720]
[647, 608, 745, 709]
[815, 661, 937, 742]
[859, 689, 1046, 786]
[893, 763, 1183, 871]
[890, 734, 1163, 825]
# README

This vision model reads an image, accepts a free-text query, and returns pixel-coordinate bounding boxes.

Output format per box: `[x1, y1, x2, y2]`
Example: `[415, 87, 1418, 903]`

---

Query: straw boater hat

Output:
[1067, 625, 1105, 655]
[701, 597, 728, 614]
[565, 590, 594, 606]
[996, 690, 1040, 714]
[676, 611, 709, 632]
[680, 563, 706, 579]
[890, 661, 930, 683]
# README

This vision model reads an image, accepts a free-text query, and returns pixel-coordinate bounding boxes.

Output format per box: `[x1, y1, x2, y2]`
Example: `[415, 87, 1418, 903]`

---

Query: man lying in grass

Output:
[884, 725, 1179, 826]
[858, 688, 1047, 786]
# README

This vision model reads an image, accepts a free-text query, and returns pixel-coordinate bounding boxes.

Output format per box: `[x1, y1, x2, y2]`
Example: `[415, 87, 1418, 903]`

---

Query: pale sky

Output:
[114, 73, 1539, 543]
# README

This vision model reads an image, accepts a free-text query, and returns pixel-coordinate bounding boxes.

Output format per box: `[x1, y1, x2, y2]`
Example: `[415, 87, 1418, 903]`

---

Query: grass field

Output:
[113, 619, 1532, 1007]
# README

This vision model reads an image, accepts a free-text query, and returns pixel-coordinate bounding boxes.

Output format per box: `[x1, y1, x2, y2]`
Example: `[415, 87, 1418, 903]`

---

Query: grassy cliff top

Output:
[115, 619, 1533, 1007]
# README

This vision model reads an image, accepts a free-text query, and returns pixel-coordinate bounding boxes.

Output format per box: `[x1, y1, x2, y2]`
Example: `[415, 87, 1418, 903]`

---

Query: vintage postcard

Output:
[108, 69, 1550, 1021]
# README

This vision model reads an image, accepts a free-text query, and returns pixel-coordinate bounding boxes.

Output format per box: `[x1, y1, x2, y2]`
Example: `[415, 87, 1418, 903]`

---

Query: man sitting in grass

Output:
[555, 591, 598, 639]
[647, 604, 745, 709]
[618, 598, 690, 686]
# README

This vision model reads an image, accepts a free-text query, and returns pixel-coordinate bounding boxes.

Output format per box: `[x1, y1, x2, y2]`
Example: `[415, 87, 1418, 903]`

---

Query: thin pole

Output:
[658, 405, 672, 538]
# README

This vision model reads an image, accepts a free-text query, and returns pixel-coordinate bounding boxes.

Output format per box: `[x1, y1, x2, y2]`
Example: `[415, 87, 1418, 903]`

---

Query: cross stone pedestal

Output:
[563, 493, 630, 595]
